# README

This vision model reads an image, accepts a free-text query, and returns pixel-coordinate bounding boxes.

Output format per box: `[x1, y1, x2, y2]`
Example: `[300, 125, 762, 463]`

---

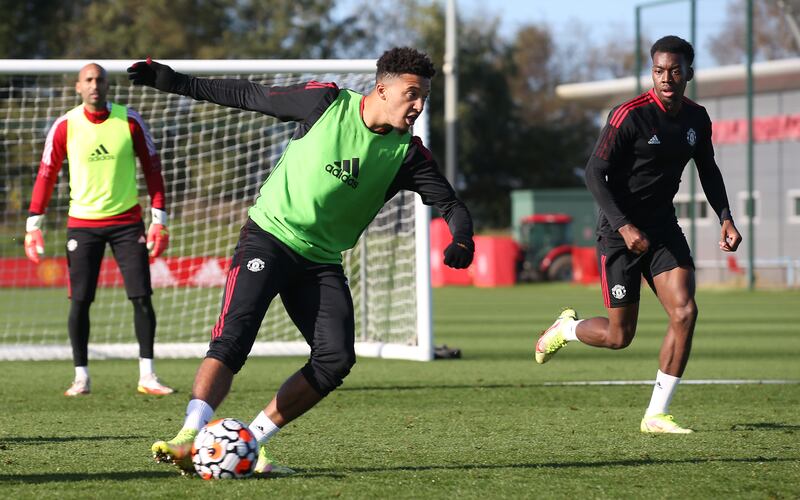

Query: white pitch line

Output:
[542, 379, 799, 386]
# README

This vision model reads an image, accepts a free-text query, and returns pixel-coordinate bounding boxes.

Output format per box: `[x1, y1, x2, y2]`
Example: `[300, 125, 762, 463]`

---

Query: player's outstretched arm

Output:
[127, 59, 317, 119]
[127, 58, 183, 93]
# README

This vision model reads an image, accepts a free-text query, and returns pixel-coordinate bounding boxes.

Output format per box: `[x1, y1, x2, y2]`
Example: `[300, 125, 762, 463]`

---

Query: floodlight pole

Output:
[746, 0, 755, 290]
[635, 6, 642, 95]
[635, 0, 697, 255]
[444, 0, 458, 185]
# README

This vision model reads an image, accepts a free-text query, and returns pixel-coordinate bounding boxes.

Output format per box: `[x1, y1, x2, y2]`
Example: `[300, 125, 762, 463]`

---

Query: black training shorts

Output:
[66, 221, 152, 302]
[206, 219, 355, 374]
[596, 223, 694, 308]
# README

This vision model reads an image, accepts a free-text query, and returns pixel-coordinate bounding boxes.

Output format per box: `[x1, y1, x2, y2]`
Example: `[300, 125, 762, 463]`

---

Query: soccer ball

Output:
[191, 418, 258, 480]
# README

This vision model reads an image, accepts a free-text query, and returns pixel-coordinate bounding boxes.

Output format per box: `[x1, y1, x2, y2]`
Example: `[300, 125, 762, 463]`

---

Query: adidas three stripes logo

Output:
[324, 157, 360, 189]
[88, 144, 115, 162]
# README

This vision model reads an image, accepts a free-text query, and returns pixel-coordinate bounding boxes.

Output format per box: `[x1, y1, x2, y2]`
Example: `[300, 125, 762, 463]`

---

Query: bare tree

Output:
[708, 0, 800, 65]
[559, 21, 651, 83]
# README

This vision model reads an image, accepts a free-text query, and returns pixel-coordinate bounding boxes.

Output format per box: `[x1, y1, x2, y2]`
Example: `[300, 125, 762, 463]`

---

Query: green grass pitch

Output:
[2, 284, 799, 498]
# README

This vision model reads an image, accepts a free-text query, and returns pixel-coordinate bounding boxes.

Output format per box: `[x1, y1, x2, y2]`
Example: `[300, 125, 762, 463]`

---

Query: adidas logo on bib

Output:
[324, 158, 360, 189]
[88, 144, 115, 162]
[647, 135, 661, 145]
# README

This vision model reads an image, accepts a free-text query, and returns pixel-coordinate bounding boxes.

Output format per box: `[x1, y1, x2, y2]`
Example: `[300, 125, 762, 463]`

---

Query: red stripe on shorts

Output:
[600, 254, 610, 308]
[212, 265, 241, 339]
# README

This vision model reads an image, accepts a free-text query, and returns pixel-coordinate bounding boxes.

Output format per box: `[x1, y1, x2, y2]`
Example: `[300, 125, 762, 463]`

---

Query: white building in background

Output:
[556, 58, 800, 287]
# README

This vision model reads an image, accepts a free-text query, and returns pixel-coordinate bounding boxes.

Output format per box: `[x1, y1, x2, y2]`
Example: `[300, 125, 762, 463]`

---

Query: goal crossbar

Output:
[0, 59, 377, 75]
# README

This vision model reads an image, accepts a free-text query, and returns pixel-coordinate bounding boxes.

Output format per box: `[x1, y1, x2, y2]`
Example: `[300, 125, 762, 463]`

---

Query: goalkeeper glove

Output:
[443, 238, 474, 269]
[147, 208, 169, 258]
[24, 214, 45, 264]
[127, 58, 178, 92]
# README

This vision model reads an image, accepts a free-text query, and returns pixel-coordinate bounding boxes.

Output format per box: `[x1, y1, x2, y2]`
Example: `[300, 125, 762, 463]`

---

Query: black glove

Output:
[443, 239, 474, 269]
[127, 58, 177, 92]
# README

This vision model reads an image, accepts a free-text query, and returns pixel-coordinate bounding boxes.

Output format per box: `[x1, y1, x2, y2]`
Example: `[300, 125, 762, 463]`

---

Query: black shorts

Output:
[207, 219, 355, 374]
[597, 223, 694, 308]
[66, 222, 151, 302]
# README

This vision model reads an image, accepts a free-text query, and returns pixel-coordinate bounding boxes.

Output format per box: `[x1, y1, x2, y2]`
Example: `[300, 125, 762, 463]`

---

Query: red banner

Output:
[713, 113, 800, 145]
[0, 257, 232, 288]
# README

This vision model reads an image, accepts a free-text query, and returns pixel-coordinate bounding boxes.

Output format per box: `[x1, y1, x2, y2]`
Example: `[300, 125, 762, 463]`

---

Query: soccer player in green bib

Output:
[128, 47, 474, 475]
[25, 63, 174, 397]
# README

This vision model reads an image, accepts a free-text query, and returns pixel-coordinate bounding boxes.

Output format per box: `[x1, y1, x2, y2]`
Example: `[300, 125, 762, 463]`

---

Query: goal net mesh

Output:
[0, 62, 429, 361]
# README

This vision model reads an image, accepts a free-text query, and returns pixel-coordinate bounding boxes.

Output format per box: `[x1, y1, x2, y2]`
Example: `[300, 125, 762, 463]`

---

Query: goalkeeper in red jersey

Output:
[127, 47, 474, 475]
[25, 63, 174, 397]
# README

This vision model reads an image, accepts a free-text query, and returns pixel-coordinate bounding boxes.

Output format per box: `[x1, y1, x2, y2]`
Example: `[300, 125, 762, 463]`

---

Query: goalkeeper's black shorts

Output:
[66, 221, 151, 302]
[206, 219, 355, 388]
[597, 222, 694, 308]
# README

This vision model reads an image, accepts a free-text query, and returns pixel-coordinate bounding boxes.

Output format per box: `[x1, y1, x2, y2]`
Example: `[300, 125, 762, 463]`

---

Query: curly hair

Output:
[376, 47, 436, 81]
[650, 35, 694, 65]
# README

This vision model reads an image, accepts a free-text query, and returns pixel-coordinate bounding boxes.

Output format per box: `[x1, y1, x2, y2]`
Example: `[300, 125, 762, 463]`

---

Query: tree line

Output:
[2, 0, 795, 229]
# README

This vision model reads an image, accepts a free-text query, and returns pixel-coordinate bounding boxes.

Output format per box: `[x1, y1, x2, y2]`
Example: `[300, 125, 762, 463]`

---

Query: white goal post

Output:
[0, 59, 433, 361]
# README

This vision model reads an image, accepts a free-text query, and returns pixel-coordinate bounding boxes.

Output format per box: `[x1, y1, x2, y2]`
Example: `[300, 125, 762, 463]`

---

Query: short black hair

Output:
[376, 47, 436, 81]
[650, 35, 694, 65]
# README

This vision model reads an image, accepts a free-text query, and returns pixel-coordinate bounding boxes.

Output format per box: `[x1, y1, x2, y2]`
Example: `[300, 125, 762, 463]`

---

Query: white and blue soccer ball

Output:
[192, 418, 258, 479]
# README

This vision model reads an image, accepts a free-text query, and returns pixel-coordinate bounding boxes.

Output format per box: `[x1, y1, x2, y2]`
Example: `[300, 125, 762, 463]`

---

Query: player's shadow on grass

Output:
[731, 422, 800, 431]
[340, 383, 558, 392]
[0, 471, 176, 483]
[0, 435, 144, 444]
[341, 382, 800, 393]
[339, 383, 652, 392]
[297, 456, 794, 477]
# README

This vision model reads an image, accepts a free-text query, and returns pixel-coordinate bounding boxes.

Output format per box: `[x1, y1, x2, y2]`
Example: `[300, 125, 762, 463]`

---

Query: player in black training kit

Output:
[534, 36, 742, 433]
[129, 47, 474, 475]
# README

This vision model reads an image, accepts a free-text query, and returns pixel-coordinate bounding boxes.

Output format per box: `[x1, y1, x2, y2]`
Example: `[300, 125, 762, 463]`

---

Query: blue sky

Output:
[456, 0, 734, 69]
[333, 0, 742, 69]
[334, 0, 737, 69]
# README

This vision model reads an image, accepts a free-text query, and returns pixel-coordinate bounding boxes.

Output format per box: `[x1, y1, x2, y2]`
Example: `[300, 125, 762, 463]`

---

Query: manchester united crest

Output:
[246, 258, 265, 272]
[611, 284, 627, 299]
[686, 128, 696, 146]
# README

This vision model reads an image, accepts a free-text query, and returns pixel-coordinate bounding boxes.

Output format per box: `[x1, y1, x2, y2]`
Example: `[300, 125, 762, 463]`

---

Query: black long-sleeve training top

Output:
[168, 74, 473, 245]
[585, 88, 732, 236]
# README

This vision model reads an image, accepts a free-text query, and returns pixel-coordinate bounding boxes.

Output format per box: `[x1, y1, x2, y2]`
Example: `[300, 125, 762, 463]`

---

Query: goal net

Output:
[0, 59, 432, 361]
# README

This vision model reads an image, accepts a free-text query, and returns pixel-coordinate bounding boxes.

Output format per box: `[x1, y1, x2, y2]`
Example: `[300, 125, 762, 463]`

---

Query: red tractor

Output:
[517, 213, 573, 282]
